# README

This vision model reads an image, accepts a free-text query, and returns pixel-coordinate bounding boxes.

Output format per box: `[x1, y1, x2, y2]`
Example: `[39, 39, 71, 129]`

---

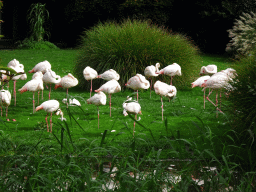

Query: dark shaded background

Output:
[1, 0, 256, 54]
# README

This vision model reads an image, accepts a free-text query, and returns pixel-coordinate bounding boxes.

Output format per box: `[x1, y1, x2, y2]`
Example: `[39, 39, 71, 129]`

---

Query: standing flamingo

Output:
[43, 69, 61, 99]
[200, 64, 217, 76]
[87, 91, 107, 129]
[18, 71, 44, 113]
[123, 96, 141, 136]
[191, 75, 211, 109]
[55, 73, 78, 108]
[36, 100, 62, 133]
[201, 68, 236, 114]
[144, 63, 160, 98]
[125, 74, 150, 101]
[83, 66, 98, 97]
[95, 79, 121, 117]
[154, 80, 177, 120]
[0, 89, 12, 121]
[97, 69, 120, 81]
[156, 63, 181, 85]
[28, 60, 51, 74]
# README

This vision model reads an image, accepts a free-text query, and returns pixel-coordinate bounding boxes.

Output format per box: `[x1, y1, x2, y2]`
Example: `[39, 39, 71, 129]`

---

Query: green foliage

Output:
[74, 19, 200, 90]
[27, 3, 50, 42]
[228, 50, 256, 161]
[16, 38, 59, 50]
[0, 1, 3, 39]
[226, 12, 256, 57]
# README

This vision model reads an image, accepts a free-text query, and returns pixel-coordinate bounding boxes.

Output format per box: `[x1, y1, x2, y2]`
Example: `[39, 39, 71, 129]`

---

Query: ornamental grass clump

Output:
[74, 19, 200, 90]
[226, 12, 256, 57]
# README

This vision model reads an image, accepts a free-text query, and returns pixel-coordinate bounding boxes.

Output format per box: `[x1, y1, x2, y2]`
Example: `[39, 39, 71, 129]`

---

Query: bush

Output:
[16, 38, 60, 50]
[74, 19, 200, 90]
[226, 12, 256, 57]
[228, 50, 256, 162]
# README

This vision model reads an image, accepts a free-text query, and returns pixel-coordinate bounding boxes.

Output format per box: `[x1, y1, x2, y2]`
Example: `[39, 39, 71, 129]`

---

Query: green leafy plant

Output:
[16, 38, 59, 50]
[27, 3, 50, 42]
[0, 1, 4, 39]
[74, 19, 200, 90]
[226, 12, 256, 57]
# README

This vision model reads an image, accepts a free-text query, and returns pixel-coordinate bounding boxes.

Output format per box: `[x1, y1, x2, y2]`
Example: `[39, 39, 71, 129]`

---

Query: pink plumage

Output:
[156, 63, 181, 85]
[97, 69, 120, 81]
[29, 60, 51, 74]
[200, 64, 217, 76]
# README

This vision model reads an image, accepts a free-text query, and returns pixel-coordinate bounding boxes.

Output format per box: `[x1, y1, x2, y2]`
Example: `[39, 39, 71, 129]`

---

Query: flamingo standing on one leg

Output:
[200, 64, 217, 76]
[97, 69, 120, 81]
[18, 71, 44, 113]
[191, 75, 211, 109]
[0, 89, 12, 121]
[43, 69, 61, 99]
[144, 63, 160, 98]
[87, 91, 107, 129]
[55, 73, 78, 108]
[95, 79, 121, 117]
[156, 63, 181, 85]
[123, 96, 142, 136]
[125, 74, 150, 101]
[154, 80, 177, 120]
[36, 100, 62, 133]
[83, 66, 98, 97]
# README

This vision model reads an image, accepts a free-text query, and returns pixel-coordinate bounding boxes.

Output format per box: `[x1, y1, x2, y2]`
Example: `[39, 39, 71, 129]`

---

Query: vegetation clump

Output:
[16, 38, 59, 50]
[74, 19, 200, 90]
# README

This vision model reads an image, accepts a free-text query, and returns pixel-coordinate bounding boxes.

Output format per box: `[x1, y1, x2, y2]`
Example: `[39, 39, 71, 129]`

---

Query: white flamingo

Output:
[95, 79, 121, 117]
[200, 64, 217, 76]
[191, 75, 211, 109]
[144, 63, 160, 98]
[83, 66, 98, 97]
[125, 74, 150, 101]
[156, 63, 181, 85]
[123, 96, 141, 136]
[55, 73, 78, 108]
[62, 98, 81, 106]
[18, 71, 44, 113]
[36, 100, 62, 133]
[28, 60, 51, 74]
[97, 69, 120, 81]
[201, 68, 236, 114]
[43, 69, 61, 99]
[87, 91, 107, 129]
[154, 80, 177, 120]
[0, 89, 12, 121]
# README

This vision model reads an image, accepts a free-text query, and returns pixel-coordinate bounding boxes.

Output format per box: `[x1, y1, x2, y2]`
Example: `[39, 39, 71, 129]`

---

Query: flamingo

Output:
[28, 60, 51, 74]
[144, 63, 160, 98]
[87, 91, 107, 129]
[156, 63, 181, 85]
[0, 89, 12, 121]
[36, 100, 62, 133]
[62, 98, 81, 106]
[83, 66, 98, 97]
[95, 79, 121, 117]
[18, 71, 44, 113]
[191, 75, 211, 109]
[123, 96, 141, 136]
[125, 74, 150, 101]
[55, 73, 78, 108]
[200, 64, 217, 76]
[201, 68, 236, 114]
[97, 69, 120, 81]
[43, 69, 61, 99]
[154, 80, 177, 120]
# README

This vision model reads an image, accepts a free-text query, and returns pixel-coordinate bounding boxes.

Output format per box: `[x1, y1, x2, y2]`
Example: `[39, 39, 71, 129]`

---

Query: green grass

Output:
[0, 49, 255, 191]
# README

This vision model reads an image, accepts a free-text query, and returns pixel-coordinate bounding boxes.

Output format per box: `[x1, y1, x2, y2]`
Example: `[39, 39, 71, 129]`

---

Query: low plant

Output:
[74, 19, 200, 90]
[16, 38, 59, 50]
[226, 11, 256, 57]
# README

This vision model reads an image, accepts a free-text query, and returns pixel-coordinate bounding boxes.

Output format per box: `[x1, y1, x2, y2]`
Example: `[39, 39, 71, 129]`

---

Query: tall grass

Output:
[74, 19, 200, 90]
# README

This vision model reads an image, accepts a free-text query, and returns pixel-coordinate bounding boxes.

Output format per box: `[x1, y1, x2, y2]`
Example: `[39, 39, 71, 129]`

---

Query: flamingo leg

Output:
[50, 112, 53, 133]
[38, 91, 40, 105]
[66, 89, 69, 108]
[6, 106, 9, 121]
[204, 89, 206, 109]
[14, 80, 16, 106]
[170, 76, 173, 85]
[133, 114, 137, 137]
[109, 94, 111, 117]
[206, 89, 223, 114]
[150, 78, 152, 98]
[0, 106, 2, 117]
[97, 106, 99, 129]
[49, 85, 51, 100]
[137, 90, 138, 101]
[161, 96, 164, 121]
[33, 92, 35, 114]
[90, 79, 92, 98]
[42, 90, 43, 100]
[45, 114, 49, 132]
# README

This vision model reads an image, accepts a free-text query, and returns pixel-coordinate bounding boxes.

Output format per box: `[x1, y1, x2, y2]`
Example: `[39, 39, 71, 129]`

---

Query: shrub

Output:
[228, 49, 256, 162]
[16, 38, 59, 50]
[226, 12, 256, 57]
[74, 19, 200, 90]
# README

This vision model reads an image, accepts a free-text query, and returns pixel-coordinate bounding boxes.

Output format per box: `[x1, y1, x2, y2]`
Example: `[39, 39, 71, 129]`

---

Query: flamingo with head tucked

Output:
[43, 69, 61, 99]
[0, 89, 12, 121]
[97, 69, 120, 81]
[144, 63, 160, 98]
[200, 64, 217, 76]
[83, 66, 98, 97]
[156, 63, 181, 85]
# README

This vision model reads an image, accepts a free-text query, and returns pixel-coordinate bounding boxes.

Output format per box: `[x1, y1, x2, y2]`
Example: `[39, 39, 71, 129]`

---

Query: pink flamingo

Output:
[83, 66, 98, 97]
[144, 63, 160, 98]
[156, 63, 181, 85]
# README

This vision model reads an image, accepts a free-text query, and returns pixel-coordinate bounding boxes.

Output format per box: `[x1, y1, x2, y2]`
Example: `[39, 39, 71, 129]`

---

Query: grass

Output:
[0, 49, 255, 191]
